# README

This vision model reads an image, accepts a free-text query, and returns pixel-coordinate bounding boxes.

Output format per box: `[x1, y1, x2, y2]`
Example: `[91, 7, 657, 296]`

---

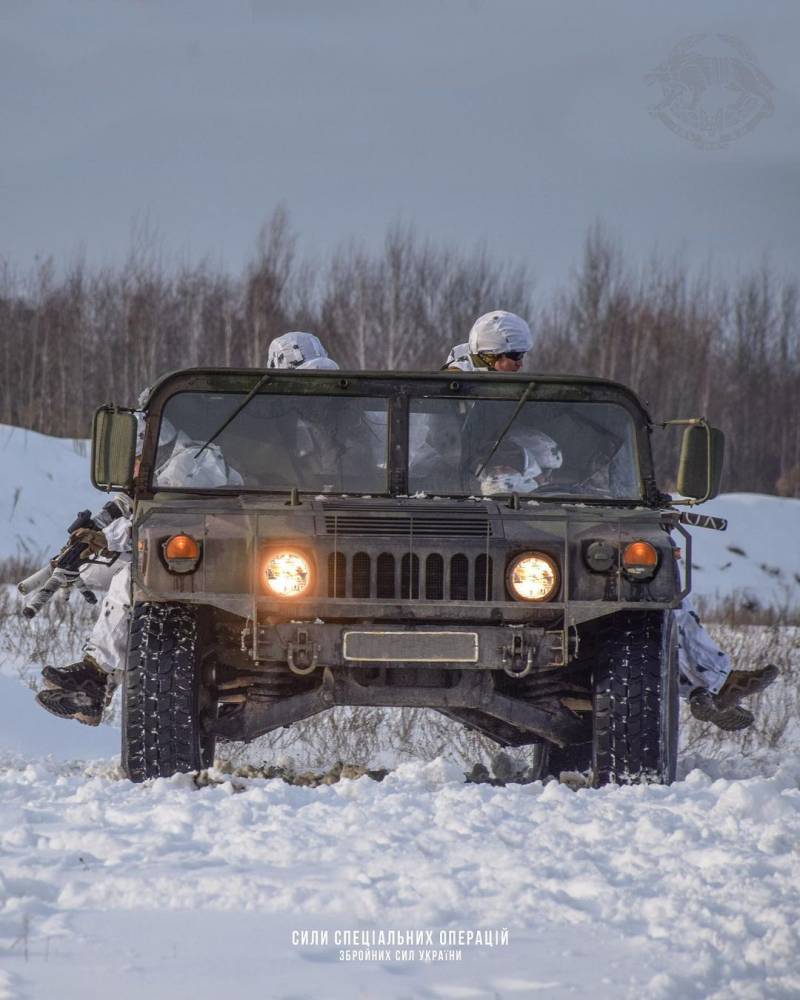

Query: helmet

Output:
[467, 311, 533, 358]
[267, 332, 333, 369]
[296, 356, 340, 370]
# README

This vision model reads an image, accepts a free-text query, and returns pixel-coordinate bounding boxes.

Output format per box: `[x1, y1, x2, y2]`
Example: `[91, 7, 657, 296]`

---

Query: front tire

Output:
[592, 610, 678, 786]
[122, 602, 215, 782]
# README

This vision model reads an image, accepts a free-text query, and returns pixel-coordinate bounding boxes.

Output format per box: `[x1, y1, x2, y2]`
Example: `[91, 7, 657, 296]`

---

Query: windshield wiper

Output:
[194, 372, 271, 459]
[474, 381, 536, 478]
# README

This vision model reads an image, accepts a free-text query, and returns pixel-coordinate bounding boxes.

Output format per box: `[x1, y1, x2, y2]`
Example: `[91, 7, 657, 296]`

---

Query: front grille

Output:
[322, 503, 492, 538]
[324, 550, 495, 602]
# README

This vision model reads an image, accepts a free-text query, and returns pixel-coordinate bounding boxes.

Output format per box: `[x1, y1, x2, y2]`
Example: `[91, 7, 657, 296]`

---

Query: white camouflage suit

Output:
[81, 513, 133, 674]
[675, 596, 731, 696]
[80, 435, 243, 678]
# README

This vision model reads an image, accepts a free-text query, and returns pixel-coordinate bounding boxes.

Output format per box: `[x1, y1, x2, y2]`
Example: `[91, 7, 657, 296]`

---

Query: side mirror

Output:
[677, 423, 725, 503]
[91, 405, 138, 491]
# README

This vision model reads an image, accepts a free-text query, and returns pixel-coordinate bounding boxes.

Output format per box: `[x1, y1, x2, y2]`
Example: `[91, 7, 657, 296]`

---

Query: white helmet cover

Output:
[297, 356, 340, 370]
[468, 311, 533, 356]
[268, 332, 330, 369]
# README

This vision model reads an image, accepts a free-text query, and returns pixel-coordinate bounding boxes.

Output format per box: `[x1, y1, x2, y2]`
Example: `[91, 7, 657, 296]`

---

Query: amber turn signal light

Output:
[162, 533, 202, 573]
[622, 541, 659, 580]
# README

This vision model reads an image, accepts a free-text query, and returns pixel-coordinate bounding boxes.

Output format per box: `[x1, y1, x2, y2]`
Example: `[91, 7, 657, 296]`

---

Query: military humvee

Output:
[91, 369, 724, 785]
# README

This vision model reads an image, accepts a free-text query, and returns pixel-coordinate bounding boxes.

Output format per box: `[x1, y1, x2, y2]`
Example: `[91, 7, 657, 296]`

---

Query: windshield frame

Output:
[137, 368, 655, 505]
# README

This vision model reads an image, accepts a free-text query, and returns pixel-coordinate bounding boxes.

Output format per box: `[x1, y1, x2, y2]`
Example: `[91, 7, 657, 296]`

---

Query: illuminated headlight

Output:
[506, 553, 559, 602]
[264, 552, 312, 597]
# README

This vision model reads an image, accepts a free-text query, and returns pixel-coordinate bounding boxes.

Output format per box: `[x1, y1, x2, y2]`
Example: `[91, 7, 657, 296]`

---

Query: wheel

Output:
[592, 610, 678, 786]
[122, 602, 216, 782]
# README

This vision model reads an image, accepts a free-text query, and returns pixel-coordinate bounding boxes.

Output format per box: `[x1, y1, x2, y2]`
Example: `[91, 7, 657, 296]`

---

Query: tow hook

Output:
[501, 631, 534, 678]
[286, 628, 319, 676]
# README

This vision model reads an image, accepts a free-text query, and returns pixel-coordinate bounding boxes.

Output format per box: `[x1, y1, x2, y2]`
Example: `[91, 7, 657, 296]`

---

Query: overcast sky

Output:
[1, 0, 797, 295]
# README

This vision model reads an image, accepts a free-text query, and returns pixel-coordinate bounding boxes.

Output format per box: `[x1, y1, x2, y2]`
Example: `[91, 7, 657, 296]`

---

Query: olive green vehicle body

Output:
[100, 368, 711, 751]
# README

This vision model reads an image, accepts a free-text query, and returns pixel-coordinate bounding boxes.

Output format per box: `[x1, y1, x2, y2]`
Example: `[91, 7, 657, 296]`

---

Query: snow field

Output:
[1, 754, 800, 998]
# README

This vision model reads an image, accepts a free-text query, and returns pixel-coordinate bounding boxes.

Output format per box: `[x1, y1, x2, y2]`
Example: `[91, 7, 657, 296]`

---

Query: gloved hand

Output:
[71, 528, 111, 560]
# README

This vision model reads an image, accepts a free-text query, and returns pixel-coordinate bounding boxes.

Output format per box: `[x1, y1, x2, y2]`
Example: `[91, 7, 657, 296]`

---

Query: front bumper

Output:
[253, 621, 573, 673]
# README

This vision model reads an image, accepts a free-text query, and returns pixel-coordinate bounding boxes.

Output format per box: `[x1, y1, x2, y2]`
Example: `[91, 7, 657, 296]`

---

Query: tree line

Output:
[1, 209, 798, 496]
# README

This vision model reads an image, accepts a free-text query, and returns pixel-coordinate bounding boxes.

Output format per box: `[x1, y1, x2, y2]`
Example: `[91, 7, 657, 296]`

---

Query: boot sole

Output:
[35, 692, 102, 727]
[41, 666, 107, 701]
[716, 664, 780, 708]
[689, 695, 754, 731]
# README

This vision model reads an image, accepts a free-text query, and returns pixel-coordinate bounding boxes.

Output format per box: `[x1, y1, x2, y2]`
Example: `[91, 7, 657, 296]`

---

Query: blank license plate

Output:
[342, 630, 479, 663]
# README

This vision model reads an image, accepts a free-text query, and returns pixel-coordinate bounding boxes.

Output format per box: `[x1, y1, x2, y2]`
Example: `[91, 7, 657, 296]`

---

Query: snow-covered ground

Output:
[2, 424, 800, 998]
[1, 683, 799, 1000]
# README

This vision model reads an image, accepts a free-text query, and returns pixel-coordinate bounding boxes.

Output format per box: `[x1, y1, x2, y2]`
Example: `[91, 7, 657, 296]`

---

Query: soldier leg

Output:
[677, 597, 778, 731]
[676, 597, 731, 697]
[37, 561, 131, 725]
[82, 560, 131, 677]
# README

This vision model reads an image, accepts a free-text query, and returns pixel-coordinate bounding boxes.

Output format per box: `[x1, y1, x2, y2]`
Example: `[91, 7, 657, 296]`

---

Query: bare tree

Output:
[0, 212, 796, 496]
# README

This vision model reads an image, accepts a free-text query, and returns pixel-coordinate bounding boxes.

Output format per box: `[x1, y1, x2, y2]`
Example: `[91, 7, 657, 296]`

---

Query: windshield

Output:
[153, 391, 388, 493]
[409, 397, 641, 499]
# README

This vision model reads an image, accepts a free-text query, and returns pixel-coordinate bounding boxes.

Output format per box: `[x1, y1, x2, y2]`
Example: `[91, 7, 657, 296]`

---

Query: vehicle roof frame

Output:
[137, 368, 660, 504]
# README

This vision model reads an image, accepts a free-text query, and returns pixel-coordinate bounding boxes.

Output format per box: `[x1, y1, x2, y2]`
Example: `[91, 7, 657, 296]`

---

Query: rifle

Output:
[17, 504, 124, 619]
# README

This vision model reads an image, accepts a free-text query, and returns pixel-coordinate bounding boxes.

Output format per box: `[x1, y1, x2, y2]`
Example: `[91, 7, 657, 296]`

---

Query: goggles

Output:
[499, 351, 526, 362]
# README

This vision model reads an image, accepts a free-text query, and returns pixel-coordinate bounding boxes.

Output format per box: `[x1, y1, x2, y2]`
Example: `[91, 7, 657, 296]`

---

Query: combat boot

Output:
[41, 656, 107, 702]
[35, 687, 103, 726]
[715, 664, 779, 708]
[688, 689, 754, 731]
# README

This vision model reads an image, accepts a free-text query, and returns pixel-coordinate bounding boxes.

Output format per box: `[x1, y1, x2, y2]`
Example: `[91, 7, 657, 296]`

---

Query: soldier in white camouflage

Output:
[442, 311, 778, 731]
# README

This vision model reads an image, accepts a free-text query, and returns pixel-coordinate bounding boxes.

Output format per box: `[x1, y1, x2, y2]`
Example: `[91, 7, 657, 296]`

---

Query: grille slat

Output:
[401, 554, 420, 599]
[475, 554, 493, 602]
[327, 552, 346, 598]
[352, 552, 371, 599]
[376, 553, 395, 599]
[425, 554, 444, 601]
[450, 554, 469, 601]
